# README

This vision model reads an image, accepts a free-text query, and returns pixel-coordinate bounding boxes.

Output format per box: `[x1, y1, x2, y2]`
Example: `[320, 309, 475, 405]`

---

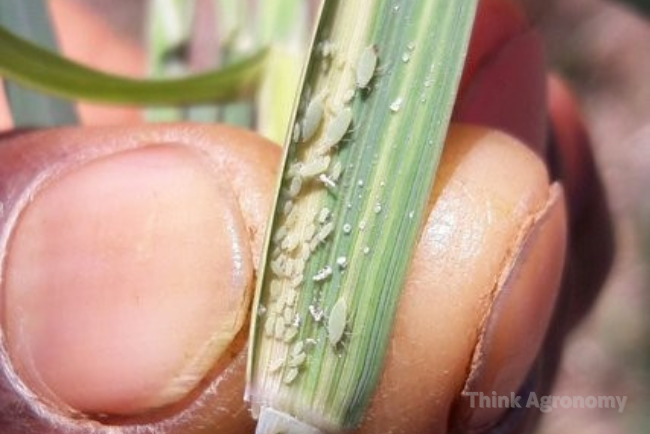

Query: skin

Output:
[0, 0, 612, 433]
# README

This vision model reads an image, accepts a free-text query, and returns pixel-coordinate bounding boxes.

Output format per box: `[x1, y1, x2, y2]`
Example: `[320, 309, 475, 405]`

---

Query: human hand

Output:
[0, 0, 613, 433]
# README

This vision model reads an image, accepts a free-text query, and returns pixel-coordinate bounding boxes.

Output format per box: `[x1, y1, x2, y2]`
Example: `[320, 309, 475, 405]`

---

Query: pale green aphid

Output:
[292, 341, 305, 356]
[283, 326, 299, 343]
[284, 367, 299, 384]
[289, 176, 303, 197]
[283, 307, 293, 325]
[264, 315, 276, 337]
[323, 107, 353, 149]
[299, 156, 331, 178]
[330, 161, 343, 181]
[273, 226, 287, 244]
[302, 97, 325, 143]
[318, 207, 331, 223]
[289, 352, 307, 367]
[292, 123, 302, 143]
[274, 317, 286, 339]
[268, 357, 285, 373]
[327, 298, 348, 346]
[356, 45, 378, 89]
[283, 200, 293, 216]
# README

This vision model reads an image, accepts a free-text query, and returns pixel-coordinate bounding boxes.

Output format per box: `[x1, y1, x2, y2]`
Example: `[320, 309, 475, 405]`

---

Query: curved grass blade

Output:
[0, 1, 78, 126]
[0, 26, 268, 106]
[247, 0, 478, 432]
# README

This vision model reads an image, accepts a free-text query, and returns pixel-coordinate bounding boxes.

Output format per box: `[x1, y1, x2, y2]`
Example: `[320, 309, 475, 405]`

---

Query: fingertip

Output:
[0, 124, 280, 434]
[3, 145, 253, 415]
[358, 126, 555, 434]
[452, 184, 568, 432]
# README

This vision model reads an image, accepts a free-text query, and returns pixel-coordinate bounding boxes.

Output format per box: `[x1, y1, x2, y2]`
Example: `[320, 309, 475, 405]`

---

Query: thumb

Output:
[0, 124, 279, 432]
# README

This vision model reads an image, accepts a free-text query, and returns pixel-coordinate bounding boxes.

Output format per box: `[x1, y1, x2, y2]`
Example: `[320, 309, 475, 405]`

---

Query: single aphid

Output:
[292, 341, 305, 357]
[289, 176, 303, 198]
[283, 367, 299, 384]
[270, 280, 282, 299]
[274, 317, 286, 340]
[289, 352, 307, 367]
[304, 223, 317, 240]
[318, 207, 331, 223]
[270, 256, 285, 277]
[286, 289, 298, 306]
[268, 357, 285, 373]
[273, 226, 288, 244]
[318, 221, 335, 242]
[283, 326, 299, 343]
[302, 97, 325, 143]
[264, 315, 276, 337]
[356, 45, 378, 89]
[273, 291, 287, 312]
[290, 273, 304, 289]
[330, 161, 343, 181]
[323, 107, 353, 150]
[283, 200, 293, 216]
[342, 88, 356, 104]
[300, 156, 331, 178]
[292, 123, 302, 143]
[283, 307, 294, 325]
[287, 162, 302, 177]
[282, 234, 299, 253]
[286, 207, 300, 229]
[309, 237, 321, 253]
[328, 298, 348, 346]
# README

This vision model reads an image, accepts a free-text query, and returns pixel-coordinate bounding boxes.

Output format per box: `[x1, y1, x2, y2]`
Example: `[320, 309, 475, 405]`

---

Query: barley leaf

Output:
[246, 0, 479, 432]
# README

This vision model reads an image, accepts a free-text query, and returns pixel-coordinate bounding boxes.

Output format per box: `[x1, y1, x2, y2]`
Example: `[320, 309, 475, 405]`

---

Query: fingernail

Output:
[453, 184, 568, 432]
[455, 29, 548, 155]
[2, 145, 253, 416]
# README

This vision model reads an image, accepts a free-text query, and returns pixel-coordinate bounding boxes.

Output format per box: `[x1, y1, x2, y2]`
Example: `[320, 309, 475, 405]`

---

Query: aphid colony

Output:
[260, 44, 379, 385]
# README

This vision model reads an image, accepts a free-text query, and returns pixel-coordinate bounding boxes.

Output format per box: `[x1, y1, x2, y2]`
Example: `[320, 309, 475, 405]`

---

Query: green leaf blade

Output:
[247, 0, 478, 432]
[0, 26, 268, 106]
